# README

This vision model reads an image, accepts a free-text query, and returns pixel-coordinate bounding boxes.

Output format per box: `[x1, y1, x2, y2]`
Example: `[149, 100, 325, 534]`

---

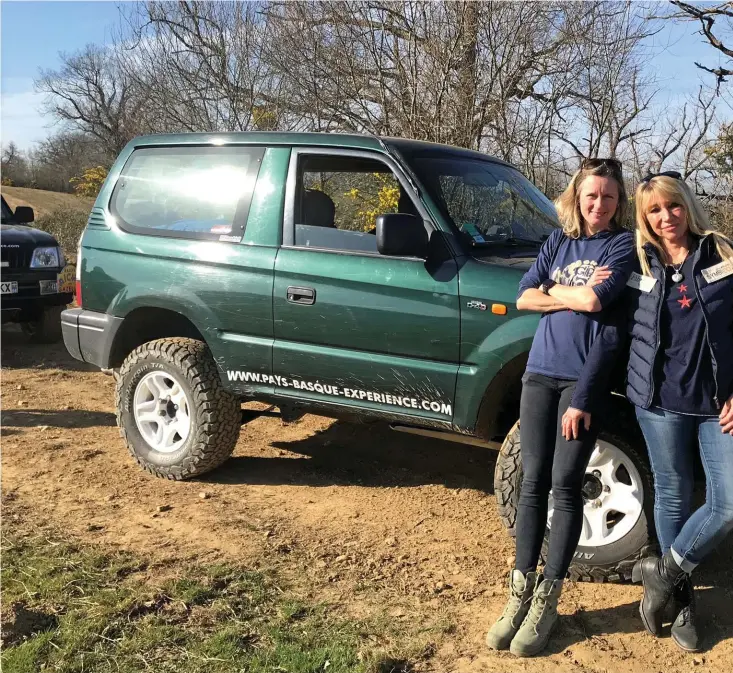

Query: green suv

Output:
[61, 132, 653, 582]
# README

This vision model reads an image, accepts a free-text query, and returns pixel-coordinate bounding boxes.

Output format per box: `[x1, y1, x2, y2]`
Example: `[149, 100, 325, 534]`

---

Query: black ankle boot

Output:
[671, 577, 701, 652]
[632, 552, 685, 636]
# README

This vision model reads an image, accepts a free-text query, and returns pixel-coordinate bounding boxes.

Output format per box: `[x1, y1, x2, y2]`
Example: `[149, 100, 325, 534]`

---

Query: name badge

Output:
[701, 261, 733, 284]
[627, 272, 657, 293]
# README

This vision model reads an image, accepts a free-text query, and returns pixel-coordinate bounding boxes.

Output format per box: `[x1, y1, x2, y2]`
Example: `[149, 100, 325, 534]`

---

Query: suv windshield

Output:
[1, 197, 15, 225]
[406, 155, 559, 248]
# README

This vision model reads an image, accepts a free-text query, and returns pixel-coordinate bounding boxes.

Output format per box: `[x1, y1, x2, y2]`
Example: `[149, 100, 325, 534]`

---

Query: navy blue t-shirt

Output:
[654, 254, 717, 416]
[517, 228, 635, 410]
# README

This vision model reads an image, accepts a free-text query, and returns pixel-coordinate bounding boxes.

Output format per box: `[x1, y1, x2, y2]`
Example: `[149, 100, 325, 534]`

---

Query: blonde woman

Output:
[628, 172, 733, 652]
[486, 159, 634, 657]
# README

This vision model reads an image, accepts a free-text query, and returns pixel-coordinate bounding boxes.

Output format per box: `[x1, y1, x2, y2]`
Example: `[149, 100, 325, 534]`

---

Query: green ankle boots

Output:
[486, 570, 563, 657]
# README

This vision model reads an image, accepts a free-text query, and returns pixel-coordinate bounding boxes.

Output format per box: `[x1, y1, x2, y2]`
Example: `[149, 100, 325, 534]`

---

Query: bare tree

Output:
[27, 131, 108, 192]
[551, 2, 659, 163]
[1, 141, 29, 186]
[118, 1, 282, 133]
[265, 2, 592, 150]
[30, 0, 725, 199]
[649, 88, 715, 180]
[36, 44, 148, 158]
[670, 1, 733, 88]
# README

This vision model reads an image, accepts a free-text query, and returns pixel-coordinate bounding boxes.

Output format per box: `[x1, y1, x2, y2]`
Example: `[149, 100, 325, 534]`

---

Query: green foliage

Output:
[305, 171, 401, 232]
[251, 104, 279, 131]
[1, 524, 433, 673]
[69, 166, 108, 197]
[33, 207, 88, 256]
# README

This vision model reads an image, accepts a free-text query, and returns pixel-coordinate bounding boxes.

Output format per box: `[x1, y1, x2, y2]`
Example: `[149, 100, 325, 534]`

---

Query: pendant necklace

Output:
[669, 251, 689, 283]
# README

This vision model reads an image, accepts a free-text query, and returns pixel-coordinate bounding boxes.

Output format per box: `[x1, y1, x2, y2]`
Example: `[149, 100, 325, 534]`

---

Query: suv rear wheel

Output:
[116, 338, 240, 479]
[494, 420, 656, 582]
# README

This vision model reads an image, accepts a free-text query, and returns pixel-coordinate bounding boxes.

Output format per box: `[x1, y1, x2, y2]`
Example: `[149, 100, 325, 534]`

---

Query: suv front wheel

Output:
[495, 420, 656, 582]
[116, 338, 240, 480]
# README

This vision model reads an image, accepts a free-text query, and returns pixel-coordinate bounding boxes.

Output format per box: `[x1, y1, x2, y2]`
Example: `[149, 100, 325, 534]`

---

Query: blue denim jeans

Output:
[635, 406, 733, 572]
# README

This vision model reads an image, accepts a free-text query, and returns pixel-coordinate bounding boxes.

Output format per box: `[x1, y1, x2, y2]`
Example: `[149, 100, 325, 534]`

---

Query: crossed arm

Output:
[516, 266, 612, 313]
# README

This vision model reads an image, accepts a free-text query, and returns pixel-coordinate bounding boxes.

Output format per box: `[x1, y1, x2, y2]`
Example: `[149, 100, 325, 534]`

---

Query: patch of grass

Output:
[1, 523, 436, 673]
[2, 186, 95, 218]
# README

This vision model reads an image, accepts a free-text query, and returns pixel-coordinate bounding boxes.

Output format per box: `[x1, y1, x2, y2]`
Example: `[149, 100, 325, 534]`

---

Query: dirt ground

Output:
[2, 326, 732, 672]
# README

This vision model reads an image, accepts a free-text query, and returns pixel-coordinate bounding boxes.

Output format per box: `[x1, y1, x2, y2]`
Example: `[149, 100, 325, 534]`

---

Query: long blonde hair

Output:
[555, 162, 628, 239]
[635, 176, 733, 276]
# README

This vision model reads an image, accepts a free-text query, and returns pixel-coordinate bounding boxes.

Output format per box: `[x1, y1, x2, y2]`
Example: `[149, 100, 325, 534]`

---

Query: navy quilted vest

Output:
[626, 234, 733, 410]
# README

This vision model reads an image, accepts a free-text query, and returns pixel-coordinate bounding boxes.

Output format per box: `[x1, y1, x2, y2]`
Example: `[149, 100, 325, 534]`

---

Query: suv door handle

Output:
[286, 286, 316, 305]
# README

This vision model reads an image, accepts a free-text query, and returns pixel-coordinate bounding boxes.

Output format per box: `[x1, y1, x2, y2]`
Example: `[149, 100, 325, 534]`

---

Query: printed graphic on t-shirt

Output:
[551, 259, 598, 286]
[676, 283, 693, 309]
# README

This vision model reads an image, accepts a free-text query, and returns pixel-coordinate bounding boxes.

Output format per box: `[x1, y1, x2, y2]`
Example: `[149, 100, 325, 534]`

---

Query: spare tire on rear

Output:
[494, 418, 656, 582]
[115, 337, 240, 480]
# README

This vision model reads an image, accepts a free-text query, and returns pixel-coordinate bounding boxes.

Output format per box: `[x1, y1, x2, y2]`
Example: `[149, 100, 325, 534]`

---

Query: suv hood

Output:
[476, 255, 535, 272]
[1, 224, 58, 247]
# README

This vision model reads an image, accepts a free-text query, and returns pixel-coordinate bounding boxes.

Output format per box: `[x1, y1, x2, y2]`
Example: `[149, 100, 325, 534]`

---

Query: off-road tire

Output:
[20, 305, 63, 343]
[494, 420, 656, 583]
[115, 338, 240, 480]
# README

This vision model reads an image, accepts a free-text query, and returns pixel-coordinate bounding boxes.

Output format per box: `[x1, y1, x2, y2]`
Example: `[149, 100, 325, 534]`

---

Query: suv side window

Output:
[291, 153, 420, 254]
[110, 145, 264, 241]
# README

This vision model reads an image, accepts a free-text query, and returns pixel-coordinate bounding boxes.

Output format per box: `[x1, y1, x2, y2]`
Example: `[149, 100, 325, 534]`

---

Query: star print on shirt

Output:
[678, 295, 692, 309]
[678, 284, 688, 293]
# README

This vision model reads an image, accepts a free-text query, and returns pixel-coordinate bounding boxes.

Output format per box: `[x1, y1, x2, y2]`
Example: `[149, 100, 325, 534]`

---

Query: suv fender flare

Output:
[453, 314, 539, 436]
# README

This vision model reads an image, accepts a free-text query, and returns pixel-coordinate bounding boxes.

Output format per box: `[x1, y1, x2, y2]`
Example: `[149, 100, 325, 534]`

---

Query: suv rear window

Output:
[110, 146, 264, 241]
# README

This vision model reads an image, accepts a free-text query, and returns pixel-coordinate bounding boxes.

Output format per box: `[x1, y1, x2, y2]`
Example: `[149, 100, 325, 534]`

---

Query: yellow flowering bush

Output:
[70, 166, 108, 197]
[344, 173, 400, 231]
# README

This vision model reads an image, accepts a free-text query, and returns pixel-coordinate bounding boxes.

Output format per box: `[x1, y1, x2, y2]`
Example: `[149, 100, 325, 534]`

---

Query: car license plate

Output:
[1, 281, 18, 294]
[58, 264, 76, 293]
[39, 280, 58, 295]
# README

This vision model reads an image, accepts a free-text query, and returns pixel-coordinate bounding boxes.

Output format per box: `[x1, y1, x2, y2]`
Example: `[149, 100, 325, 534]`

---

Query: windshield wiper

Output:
[472, 235, 543, 246]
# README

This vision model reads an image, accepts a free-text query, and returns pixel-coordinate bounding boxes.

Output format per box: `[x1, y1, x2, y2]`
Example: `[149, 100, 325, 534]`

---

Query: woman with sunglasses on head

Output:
[627, 171, 733, 652]
[486, 158, 635, 657]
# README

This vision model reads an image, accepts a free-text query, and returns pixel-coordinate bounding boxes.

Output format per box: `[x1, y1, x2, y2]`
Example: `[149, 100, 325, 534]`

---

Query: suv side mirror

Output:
[14, 206, 34, 223]
[376, 213, 428, 258]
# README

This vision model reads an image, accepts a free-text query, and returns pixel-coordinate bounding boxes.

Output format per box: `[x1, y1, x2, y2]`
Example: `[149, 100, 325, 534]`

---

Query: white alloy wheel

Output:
[133, 371, 191, 453]
[547, 439, 644, 547]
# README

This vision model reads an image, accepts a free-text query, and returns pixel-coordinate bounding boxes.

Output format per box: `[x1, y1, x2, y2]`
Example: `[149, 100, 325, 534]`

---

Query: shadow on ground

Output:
[1, 325, 96, 372]
[1, 408, 116, 428]
[204, 420, 498, 493]
[554, 580, 733, 653]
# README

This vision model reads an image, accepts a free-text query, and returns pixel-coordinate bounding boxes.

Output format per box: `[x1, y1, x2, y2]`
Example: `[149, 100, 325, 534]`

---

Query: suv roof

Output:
[125, 131, 513, 168]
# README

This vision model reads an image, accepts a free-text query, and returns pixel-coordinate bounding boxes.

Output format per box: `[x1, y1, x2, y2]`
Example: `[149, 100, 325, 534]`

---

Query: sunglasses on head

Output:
[641, 170, 682, 183]
[581, 157, 623, 174]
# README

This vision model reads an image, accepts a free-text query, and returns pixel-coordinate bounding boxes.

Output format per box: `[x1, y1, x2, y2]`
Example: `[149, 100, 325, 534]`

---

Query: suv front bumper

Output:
[1, 269, 73, 321]
[61, 308, 124, 368]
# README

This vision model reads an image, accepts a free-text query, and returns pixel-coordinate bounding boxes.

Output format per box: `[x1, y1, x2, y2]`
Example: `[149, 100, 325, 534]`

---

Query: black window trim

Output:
[109, 144, 266, 243]
[282, 147, 435, 260]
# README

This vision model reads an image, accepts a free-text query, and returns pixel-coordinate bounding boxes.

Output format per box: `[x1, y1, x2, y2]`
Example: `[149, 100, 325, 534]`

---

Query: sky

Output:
[1, 0, 122, 149]
[1, 0, 731, 152]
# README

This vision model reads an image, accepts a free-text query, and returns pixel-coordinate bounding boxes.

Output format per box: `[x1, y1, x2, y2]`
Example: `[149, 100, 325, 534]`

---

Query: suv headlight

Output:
[30, 246, 63, 268]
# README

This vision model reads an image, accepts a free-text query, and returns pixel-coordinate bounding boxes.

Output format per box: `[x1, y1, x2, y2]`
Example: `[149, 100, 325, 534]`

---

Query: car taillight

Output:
[75, 240, 82, 307]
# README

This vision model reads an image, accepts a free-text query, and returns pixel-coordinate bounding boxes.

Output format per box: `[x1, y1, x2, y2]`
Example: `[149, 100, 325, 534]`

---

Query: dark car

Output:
[1, 195, 73, 342]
